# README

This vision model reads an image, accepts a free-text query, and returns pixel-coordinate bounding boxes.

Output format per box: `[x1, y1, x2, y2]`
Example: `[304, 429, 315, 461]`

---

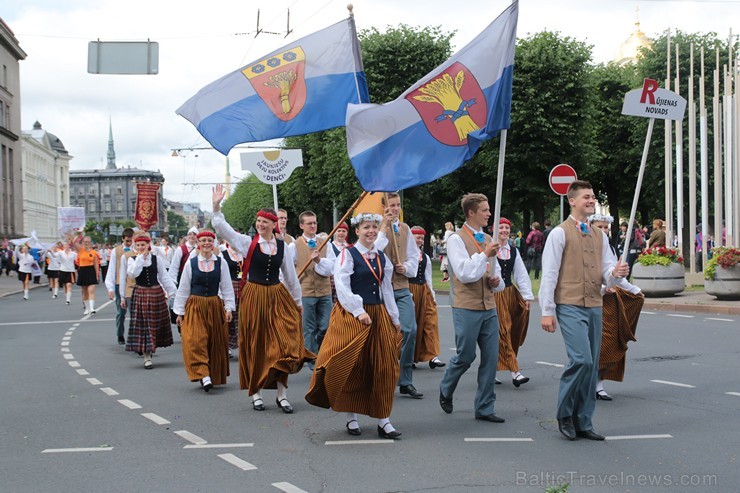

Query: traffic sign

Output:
[549, 164, 577, 196]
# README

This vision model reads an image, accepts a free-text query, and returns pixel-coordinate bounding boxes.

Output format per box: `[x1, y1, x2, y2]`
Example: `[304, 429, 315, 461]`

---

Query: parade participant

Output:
[55, 243, 77, 304]
[99, 243, 110, 282]
[440, 222, 454, 282]
[295, 211, 335, 358]
[221, 239, 243, 357]
[174, 229, 234, 390]
[589, 214, 643, 401]
[539, 181, 631, 441]
[211, 184, 312, 412]
[74, 236, 100, 315]
[155, 237, 175, 269]
[375, 192, 422, 399]
[494, 218, 534, 387]
[306, 212, 403, 439]
[438, 193, 506, 423]
[409, 226, 445, 369]
[170, 226, 199, 284]
[16, 245, 35, 300]
[277, 209, 295, 245]
[46, 242, 63, 298]
[105, 228, 135, 344]
[122, 232, 177, 370]
[330, 223, 350, 303]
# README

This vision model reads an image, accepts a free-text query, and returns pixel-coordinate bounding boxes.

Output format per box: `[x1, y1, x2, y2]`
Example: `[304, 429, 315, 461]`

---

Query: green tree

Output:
[167, 210, 188, 240]
[222, 175, 274, 232]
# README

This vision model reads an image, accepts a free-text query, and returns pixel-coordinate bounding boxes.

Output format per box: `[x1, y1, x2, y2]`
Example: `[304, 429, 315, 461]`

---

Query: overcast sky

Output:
[6, 0, 739, 212]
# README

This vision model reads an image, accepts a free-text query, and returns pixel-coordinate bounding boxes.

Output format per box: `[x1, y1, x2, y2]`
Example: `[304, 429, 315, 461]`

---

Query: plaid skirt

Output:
[227, 279, 240, 350]
[125, 285, 173, 354]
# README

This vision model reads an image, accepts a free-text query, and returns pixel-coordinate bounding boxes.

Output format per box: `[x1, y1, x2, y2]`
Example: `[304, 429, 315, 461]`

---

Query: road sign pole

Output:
[560, 195, 564, 224]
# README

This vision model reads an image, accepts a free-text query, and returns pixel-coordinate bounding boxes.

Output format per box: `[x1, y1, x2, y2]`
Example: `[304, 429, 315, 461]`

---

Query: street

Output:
[1, 285, 738, 492]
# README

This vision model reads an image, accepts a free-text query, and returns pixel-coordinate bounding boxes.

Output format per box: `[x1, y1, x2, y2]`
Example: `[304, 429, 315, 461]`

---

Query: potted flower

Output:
[631, 246, 685, 297]
[704, 247, 740, 300]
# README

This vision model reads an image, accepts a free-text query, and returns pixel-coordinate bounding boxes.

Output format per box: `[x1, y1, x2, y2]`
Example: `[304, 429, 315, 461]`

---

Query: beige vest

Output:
[450, 228, 497, 311]
[122, 250, 137, 298]
[295, 236, 331, 297]
[554, 219, 604, 308]
[283, 233, 294, 245]
[382, 222, 411, 291]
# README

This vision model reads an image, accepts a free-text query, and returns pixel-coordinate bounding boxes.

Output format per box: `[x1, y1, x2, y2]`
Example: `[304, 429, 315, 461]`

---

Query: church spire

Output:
[106, 118, 116, 169]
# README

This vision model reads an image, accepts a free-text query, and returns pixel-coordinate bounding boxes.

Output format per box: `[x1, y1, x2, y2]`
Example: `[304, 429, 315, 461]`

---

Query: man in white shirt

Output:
[170, 227, 199, 285]
[105, 228, 134, 344]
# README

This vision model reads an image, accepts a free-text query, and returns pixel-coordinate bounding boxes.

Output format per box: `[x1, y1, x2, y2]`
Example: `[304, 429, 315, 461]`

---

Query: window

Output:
[116, 186, 123, 195]
[89, 202, 96, 213]
[105, 201, 111, 212]
[77, 187, 84, 196]
[103, 185, 110, 196]
[1, 65, 6, 88]
[89, 186, 96, 196]
[116, 201, 123, 212]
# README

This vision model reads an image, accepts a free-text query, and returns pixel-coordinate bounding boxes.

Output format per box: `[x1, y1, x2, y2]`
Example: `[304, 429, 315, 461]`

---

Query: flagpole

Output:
[492, 129, 507, 235]
[665, 29, 674, 249]
[272, 184, 279, 212]
[713, 48, 723, 247]
[688, 43, 697, 273]
[700, 45, 709, 271]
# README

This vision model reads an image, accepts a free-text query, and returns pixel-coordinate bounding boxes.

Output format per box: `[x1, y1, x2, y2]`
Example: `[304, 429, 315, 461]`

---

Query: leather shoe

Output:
[117, 336, 125, 345]
[346, 420, 361, 436]
[276, 398, 293, 414]
[252, 398, 265, 411]
[429, 359, 446, 369]
[576, 429, 605, 441]
[439, 391, 453, 414]
[596, 390, 613, 401]
[399, 384, 423, 398]
[475, 414, 505, 423]
[377, 425, 402, 440]
[512, 375, 530, 388]
[558, 417, 576, 440]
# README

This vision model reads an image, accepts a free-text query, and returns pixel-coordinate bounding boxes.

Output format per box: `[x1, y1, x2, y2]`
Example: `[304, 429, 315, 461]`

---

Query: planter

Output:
[705, 264, 740, 300]
[631, 262, 685, 297]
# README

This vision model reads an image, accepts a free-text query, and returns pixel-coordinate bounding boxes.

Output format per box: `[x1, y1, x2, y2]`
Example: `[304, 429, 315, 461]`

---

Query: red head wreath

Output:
[196, 230, 216, 240]
[499, 217, 512, 227]
[256, 210, 280, 234]
[410, 226, 426, 236]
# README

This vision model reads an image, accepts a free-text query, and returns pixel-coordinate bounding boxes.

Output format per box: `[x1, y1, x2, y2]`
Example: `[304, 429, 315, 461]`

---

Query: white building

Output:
[21, 121, 71, 242]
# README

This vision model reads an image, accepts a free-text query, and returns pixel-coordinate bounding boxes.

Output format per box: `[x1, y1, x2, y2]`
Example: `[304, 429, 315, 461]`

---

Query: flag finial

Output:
[347, 4, 354, 16]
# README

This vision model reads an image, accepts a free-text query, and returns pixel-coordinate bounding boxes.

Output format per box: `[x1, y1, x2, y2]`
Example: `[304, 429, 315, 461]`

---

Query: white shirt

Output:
[153, 245, 174, 269]
[497, 242, 534, 300]
[105, 244, 132, 292]
[173, 253, 235, 315]
[374, 221, 420, 279]
[446, 223, 505, 291]
[17, 253, 34, 273]
[334, 243, 400, 325]
[538, 219, 632, 317]
[46, 250, 62, 271]
[122, 252, 177, 299]
[420, 252, 436, 303]
[169, 242, 197, 283]
[602, 246, 641, 296]
[99, 248, 109, 266]
[292, 234, 334, 277]
[55, 250, 77, 272]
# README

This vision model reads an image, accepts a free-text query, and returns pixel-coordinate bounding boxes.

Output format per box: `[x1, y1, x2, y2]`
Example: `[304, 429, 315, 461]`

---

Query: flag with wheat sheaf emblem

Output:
[176, 17, 369, 155]
[346, 1, 518, 192]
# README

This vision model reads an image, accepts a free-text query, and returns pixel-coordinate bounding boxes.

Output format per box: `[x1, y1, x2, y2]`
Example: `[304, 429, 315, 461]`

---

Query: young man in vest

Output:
[105, 228, 135, 345]
[438, 193, 505, 423]
[169, 226, 199, 285]
[277, 209, 295, 245]
[294, 211, 335, 361]
[375, 192, 423, 398]
[539, 180, 630, 441]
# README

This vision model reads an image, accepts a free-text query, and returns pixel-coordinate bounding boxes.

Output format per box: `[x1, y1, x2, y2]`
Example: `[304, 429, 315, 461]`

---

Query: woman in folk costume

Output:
[409, 226, 445, 369]
[589, 214, 643, 401]
[173, 229, 234, 391]
[306, 213, 403, 439]
[494, 218, 535, 387]
[121, 232, 177, 370]
[210, 184, 313, 412]
[329, 222, 350, 303]
[74, 235, 101, 315]
[220, 240, 243, 358]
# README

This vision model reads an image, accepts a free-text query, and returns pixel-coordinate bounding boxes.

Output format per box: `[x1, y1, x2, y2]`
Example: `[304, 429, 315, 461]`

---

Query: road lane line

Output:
[64, 331, 73, 335]
[61, 348, 69, 352]
[75, 369, 89, 375]
[174, 430, 208, 445]
[536, 361, 565, 368]
[100, 387, 119, 396]
[141, 413, 171, 425]
[86, 378, 102, 385]
[218, 453, 257, 471]
[650, 380, 696, 388]
[184, 443, 254, 449]
[272, 482, 309, 493]
[61, 341, 69, 346]
[641, 311, 656, 314]
[606, 434, 673, 440]
[118, 399, 142, 409]
[63, 354, 74, 360]
[726, 392, 740, 397]
[62, 337, 71, 341]
[666, 314, 694, 318]
[465, 438, 533, 442]
[325, 440, 394, 445]
[68, 361, 81, 368]
[706, 317, 734, 322]
[42, 447, 113, 453]
[72, 323, 80, 326]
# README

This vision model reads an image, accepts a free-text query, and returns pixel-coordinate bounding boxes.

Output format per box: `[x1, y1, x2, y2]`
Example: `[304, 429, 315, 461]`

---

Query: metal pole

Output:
[492, 129, 507, 232]
[272, 184, 279, 212]
[688, 43, 697, 273]
[725, 64, 734, 246]
[665, 29, 674, 249]
[700, 46, 709, 272]
[675, 44, 683, 252]
[713, 48, 723, 247]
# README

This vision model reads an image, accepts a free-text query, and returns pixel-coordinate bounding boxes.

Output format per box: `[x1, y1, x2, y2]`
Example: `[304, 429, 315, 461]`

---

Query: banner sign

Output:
[621, 78, 687, 121]
[58, 207, 86, 236]
[134, 182, 161, 231]
[240, 149, 303, 185]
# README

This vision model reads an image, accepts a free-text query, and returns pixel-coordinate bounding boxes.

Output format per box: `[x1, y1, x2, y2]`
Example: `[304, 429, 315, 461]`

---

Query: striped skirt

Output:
[494, 285, 530, 372]
[125, 285, 173, 354]
[238, 282, 315, 395]
[227, 279, 241, 350]
[409, 283, 441, 362]
[305, 303, 402, 419]
[600, 287, 643, 382]
[181, 295, 230, 385]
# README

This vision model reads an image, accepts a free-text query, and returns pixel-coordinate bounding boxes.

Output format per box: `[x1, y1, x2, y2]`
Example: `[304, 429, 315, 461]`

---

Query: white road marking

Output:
[64, 331, 73, 336]
[650, 379, 696, 388]
[61, 348, 69, 352]
[96, 300, 114, 311]
[72, 323, 80, 326]
[75, 369, 89, 375]
[666, 314, 694, 318]
[536, 361, 565, 368]
[606, 434, 673, 440]
[174, 430, 208, 445]
[0, 319, 112, 327]
[448, 347, 457, 351]
[726, 392, 740, 397]
[86, 378, 102, 385]
[325, 440, 394, 445]
[641, 311, 656, 314]
[218, 453, 257, 471]
[42, 447, 113, 453]
[706, 317, 734, 322]
[437, 304, 451, 308]
[61, 341, 69, 346]
[118, 399, 142, 409]
[184, 443, 254, 449]
[465, 438, 533, 442]
[100, 387, 119, 396]
[63, 354, 74, 360]
[141, 413, 171, 425]
[62, 337, 71, 341]
[68, 361, 81, 368]
[272, 482, 309, 493]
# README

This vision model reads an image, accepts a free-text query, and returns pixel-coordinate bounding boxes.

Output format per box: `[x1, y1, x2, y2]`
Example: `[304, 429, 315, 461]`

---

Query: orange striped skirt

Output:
[494, 285, 530, 372]
[600, 287, 643, 381]
[238, 282, 315, 395]
[180, 295, 230, 385]
[305, 303, 402, 419]
[409, 283, 441, 362]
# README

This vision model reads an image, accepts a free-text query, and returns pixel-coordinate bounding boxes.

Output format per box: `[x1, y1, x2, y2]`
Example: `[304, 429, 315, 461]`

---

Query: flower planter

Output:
[631, 262, 685, 297]
[705, 264, 740, 300]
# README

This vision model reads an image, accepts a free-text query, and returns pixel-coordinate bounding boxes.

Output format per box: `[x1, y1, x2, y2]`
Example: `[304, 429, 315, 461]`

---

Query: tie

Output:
[307, 238, 316, 249]
[123, 247, 130, 252]
[474, 232, 485, 243]
[392, 223, 399, 234]
[578, 221, 590, 234]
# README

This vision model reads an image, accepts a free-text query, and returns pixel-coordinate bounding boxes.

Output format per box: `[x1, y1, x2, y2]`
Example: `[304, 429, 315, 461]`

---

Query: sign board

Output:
[88, 40, 159, 75]
[621, 78, 687, 121]
[549, 164, 577, 196]
[58, 207, 86, 236]
[240, 149, 303, 185]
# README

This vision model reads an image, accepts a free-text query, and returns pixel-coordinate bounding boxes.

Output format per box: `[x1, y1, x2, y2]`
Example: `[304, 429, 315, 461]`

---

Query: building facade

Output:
[0, 18, 27, 238]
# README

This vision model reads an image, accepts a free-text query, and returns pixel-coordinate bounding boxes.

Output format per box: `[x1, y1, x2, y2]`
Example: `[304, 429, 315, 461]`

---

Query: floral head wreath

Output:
[588, 214, 614, 224]
[350, 213, 383, 227]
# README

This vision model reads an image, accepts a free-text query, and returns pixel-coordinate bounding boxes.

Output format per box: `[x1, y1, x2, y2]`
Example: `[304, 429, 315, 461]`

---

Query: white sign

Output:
[621, 78, 687, 121]
[240, 149, 303, 185]
[58, 207, 86, 236]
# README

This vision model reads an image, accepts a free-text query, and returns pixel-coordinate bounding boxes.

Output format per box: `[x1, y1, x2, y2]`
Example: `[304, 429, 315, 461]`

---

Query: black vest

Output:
[189, 256, 221, 297]
[348, 247, 385, 305]
[408, 253, 427, 285]
[496, 244, 518, 287]
[222, 250, 242, 281]
[248, 239, 283, 286]
[134, 254, 158, 287]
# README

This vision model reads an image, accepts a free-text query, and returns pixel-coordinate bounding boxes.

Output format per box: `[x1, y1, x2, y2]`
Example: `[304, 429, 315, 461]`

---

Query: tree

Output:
[167, 210, 188, 240]
[222, 175, 274, 232]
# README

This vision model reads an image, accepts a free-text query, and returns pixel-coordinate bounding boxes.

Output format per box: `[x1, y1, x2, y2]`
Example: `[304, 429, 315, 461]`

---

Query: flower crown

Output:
[350, 213, 383, 226]
[588, 214, 613, 224]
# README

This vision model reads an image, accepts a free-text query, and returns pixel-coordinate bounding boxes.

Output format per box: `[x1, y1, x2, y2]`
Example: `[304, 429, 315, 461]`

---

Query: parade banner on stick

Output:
[134, 182, 161, 231]
[58, 207, 86, 236]
[240, 149, 303, 211]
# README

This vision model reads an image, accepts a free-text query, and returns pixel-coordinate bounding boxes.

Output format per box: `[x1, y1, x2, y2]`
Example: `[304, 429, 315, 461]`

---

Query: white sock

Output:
[66, 291, 72, 302]
[346, 413, 359, 429]
[511, 371, 519, 379]
[596, 380, 605, 393]
[277, 381, 287, 400]
[378, 418, 395, 432]
[89, 300, 95, 312]
[24, 289, 29, 298]
[252, 391, 263, 403]
[144, 352, 152, 362]
[53, 287, 58, 296]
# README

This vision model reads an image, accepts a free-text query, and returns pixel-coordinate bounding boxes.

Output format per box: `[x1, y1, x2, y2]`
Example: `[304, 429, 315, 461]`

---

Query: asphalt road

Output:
[1, 285, 738, 492]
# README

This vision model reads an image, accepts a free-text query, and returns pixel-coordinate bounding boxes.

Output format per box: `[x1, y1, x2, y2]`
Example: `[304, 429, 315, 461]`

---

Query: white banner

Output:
[240, 149, 303, 185]
[58, 207, 86, 236]
[622, 78, 687, 121]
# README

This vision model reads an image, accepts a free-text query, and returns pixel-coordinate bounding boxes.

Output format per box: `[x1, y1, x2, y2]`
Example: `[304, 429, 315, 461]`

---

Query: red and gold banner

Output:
[134, 182, 160, 231]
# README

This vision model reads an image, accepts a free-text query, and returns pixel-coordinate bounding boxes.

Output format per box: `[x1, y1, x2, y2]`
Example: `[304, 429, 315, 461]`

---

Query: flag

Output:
[177, 17, 369, 155]
[346, 1, 518, 191]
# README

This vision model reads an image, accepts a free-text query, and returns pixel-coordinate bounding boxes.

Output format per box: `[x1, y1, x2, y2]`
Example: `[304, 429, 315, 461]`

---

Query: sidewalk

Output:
[0, 272, 49, 298]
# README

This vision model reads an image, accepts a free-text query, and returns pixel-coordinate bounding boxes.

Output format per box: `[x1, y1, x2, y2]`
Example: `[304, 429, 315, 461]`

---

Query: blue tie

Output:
[124, 247, 130, 252]
[578, 222, 590, 234]
[474, 232, 485, 243]
[307, 239, 316, 249]
[393, 223, 399, 234]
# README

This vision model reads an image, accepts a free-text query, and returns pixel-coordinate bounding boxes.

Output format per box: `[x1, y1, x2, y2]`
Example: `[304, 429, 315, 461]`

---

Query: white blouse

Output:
[173, 253, 235, 315]
[122, 253, 177, 299]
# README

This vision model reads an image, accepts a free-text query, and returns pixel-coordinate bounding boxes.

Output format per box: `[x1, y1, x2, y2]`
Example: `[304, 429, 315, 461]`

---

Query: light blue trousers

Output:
[394, 288, 417, 387]
[302, 295, 333, 355]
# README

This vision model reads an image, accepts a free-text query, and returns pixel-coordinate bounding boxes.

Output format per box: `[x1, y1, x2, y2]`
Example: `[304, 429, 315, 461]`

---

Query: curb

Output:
[0, 282, 50, 299]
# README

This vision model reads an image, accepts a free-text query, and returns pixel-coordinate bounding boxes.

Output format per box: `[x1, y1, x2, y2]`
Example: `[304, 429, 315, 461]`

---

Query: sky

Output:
[5, 0, 739, 213]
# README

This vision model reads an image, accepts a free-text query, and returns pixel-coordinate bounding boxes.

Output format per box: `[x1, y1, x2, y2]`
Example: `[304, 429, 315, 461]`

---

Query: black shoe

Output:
[596, 390, 613, 401]
[200, 378, 213, 392]
[346, 420, 361, 436]
[495, 378, 502, 385]
[276, 398, 293, 414]
[439, 391, 453, 414]
[377, 425, 402, 440]
[117, 336, 125, 345]
[576, 429, 605, 441]
[558, 417, 577, 441]
[475, 414, 505, 423]
[429, 359, 446, 369]
[252, 398, 265, 411]
[399, 384, 423, 398]
[512, 375, 530, 388]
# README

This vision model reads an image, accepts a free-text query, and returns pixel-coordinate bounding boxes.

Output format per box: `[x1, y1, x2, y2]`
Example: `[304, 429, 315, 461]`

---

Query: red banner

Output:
[134, 182, 160, 231]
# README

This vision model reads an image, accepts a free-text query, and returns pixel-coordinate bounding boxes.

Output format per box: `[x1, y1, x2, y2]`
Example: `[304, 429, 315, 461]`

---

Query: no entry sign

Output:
[549, 164, 577, 196]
